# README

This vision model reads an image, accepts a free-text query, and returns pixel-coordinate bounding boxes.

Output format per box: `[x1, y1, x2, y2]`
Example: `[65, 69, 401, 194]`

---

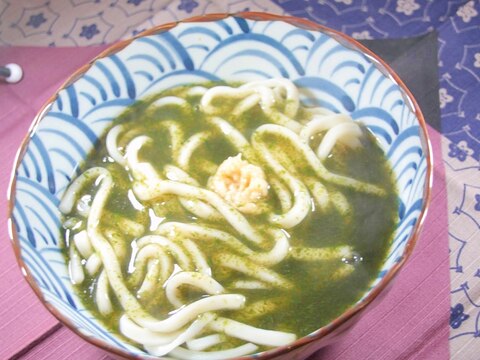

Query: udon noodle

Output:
[60, 79, 397, 359]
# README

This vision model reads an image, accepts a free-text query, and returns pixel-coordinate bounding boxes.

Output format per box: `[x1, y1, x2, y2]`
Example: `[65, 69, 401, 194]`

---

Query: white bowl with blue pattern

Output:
[8, 12, 432, 360]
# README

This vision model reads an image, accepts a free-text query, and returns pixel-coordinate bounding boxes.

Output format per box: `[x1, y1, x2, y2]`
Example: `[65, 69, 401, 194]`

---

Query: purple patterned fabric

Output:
[274, 0, 480, 160]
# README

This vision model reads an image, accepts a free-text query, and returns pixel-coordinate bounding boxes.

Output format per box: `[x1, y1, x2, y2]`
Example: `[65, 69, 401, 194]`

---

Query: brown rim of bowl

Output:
[7, 11, 433, 360]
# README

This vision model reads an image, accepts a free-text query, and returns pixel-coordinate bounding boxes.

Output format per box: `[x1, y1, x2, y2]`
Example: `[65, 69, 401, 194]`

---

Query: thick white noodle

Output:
[73, 230, 93, 258]
[269, 177, 292, 213]
[130, 243, 173, 289]
[137, 259, 161, 297]
[241, 78, 300, 118]
[186, 334, 223, 351]
[136, 235, 193, 272]
[119, 315, 182, 346]
[165, 271, 224, 308]
[125, 136, 158, 181]
[156, 222, 289, 266]
[96, 270, 113, 316]
[180, 197, 223, 221]
[85, 253, 102, 276]
[289, 245, 353, 262]
[169, 343, 258, 360]
[137, 294, 246, 332]
[68, 242, 84, 284]
[104, 211, 145, 237]
[252, 135, 311, 228]
[137, 181, 264, 244]
[206, 117, 257, 162]
[104, 229, 127, 260]
[251, 85, 275, 109]
[242, 299, 282, 319]
[286, 160, 346, 215]
[76, 194, 91, 217]
[152, 96, 188, 108]
[299, 114, 351, 143]
[144, 313, 216, 357]
[273, 85, 284, 103]
[254, 85, 301, 132]
[164, 165, 222, 221]
[306, 106, 335, 116]
[164, 164, 197, 183]
[248, 84, 302, 132]
[123, 120, 182, 162]
[269, 111, 302, 133]
[177, 132, 212, 170]
[62, 217, 83, 230]
[230, 280, 270, 290]
[232, 93, 260, 116]
[330, 190, 351, 216]
[209, 317, 297, 347]
[201, 86, 254, 114]
[106, 124, 127, 166]
[303, 176, 329, 210]
[59, 167, 108, 214]
[215, 253, 293, 289]
[186, 86, 207, 97]
[254, 124, 385, 195]
[125, 136, 168, 201]
[181, 239, 211, 276]
[317, 122, 363, 160]
[158, 120, 185, 160]
[253, 228, 290, 266]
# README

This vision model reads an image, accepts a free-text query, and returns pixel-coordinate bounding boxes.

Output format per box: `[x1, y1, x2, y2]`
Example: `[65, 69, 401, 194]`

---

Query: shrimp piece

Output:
[209, 154, 269, 214]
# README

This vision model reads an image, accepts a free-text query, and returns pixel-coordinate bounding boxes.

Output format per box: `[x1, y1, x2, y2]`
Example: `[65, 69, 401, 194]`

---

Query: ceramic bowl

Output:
[8, 12, 432, 360]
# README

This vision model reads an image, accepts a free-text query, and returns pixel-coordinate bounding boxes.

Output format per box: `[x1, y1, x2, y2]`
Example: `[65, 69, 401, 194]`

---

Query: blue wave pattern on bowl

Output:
[12, 17, 427, 355]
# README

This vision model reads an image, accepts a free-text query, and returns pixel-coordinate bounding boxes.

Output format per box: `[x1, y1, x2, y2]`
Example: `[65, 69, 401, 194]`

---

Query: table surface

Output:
[1, 1, 479, 359]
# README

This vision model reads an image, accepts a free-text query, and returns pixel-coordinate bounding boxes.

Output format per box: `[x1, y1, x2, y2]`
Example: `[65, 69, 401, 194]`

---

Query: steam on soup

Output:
[60, 79, 397, 359]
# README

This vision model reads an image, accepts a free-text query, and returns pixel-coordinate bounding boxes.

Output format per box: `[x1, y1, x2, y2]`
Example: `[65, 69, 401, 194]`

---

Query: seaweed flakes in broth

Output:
[60, 79, 398, 358]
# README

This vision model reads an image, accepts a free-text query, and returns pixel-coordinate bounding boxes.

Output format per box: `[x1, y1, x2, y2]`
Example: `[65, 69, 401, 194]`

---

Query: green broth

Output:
[62, 82, 398, 351]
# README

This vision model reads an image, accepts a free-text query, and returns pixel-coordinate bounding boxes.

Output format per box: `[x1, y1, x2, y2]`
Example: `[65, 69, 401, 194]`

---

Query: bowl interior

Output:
[9, 15, 429, 358]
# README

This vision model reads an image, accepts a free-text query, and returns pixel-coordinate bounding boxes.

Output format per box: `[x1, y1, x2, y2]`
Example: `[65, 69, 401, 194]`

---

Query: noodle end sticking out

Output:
[208, 154, 269, 214]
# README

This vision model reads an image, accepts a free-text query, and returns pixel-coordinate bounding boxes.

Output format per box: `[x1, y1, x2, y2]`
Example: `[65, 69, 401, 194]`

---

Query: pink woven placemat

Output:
[0, 45, 106, 359]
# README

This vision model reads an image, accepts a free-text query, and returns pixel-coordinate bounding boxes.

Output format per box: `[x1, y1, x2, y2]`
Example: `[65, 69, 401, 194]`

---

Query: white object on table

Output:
[1, 63, 23, 83]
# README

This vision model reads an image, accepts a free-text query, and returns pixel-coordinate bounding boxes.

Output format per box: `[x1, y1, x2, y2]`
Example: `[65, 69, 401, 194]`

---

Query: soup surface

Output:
[60, 79, 398, 358]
